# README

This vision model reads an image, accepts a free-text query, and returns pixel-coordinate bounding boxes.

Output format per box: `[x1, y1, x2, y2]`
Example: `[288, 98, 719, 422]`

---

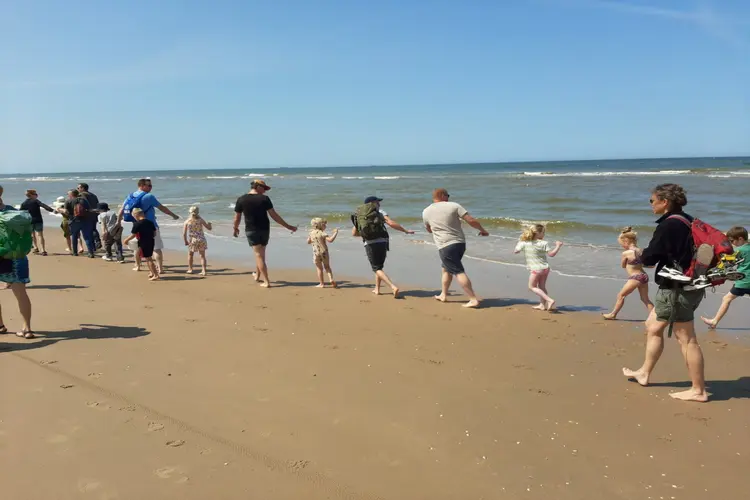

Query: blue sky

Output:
[1, 0, 748, 173]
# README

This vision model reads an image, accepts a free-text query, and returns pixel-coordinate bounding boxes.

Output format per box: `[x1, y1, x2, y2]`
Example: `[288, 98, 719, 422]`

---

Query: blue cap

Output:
[364, 196, 383, 204]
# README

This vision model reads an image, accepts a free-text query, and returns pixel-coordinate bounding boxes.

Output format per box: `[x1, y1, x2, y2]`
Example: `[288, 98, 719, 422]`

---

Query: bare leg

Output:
[538, 270, 555, 310]
[603, 280, 640, 320]
[155, 249, 164, 274]
[187, 251, 194, 273]
[374, 270, 399, 298]
[65, 234, 72, 253]
[323, 261, 336, 287]
[701, 293, 736, 329]
[39, 231, 47, 254]
[455, 272, 480, 308]
[31, 232, 39, 252]
[528, 272, 553, 310]
[638, 284, 654, 314]
[10, 283, 32, 333]
[253, 245, 270, 287]
[315, 261, 325, 287]
[670, 321, 708, 402]
[146, 258, 160, 281]
[199, 251, 207, 276]
[373, 273, 382, 295]
[434, 269, 452, 302]
[622, 310, 665, 386]
[133, 251, 142, 271]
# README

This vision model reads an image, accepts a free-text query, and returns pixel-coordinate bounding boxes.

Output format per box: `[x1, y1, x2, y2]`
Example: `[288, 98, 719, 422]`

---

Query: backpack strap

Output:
[667, 214, 691, 227]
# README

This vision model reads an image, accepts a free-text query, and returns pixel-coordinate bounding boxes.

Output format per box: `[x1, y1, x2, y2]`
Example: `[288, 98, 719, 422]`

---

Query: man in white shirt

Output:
[422, 188, 489, 308]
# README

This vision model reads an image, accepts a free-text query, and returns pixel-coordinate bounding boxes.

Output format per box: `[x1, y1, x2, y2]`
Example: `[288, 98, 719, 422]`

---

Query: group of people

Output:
[1, 178, 748, 403]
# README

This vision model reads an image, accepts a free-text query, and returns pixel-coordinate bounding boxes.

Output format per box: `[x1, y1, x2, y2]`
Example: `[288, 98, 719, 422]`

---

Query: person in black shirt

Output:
[233, 179, 297, 288]
[623, 183, 707, 403]
[20, 189, 54, 256]
[78, 183, 102, 250]
[123, 208, 160, 281]
[59, 189, 96, 258]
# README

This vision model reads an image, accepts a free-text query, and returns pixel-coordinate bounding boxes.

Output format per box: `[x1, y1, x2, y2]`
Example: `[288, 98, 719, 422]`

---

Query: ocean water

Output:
[2, 157, 749, 280]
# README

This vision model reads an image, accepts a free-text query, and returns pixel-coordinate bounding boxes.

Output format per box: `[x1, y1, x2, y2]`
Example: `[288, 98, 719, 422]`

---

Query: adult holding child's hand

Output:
[233, 179, 296, 288]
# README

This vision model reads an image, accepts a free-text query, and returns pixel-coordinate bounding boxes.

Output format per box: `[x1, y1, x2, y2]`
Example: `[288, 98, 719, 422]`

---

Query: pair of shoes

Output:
[657, 267, 692, 282]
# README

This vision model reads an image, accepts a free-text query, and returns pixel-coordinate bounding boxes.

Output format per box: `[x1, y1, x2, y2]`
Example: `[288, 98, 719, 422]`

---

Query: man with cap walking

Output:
[233, 179, 297, 288]
[352, 196, 414, 298]
[422, 188, 489, 308]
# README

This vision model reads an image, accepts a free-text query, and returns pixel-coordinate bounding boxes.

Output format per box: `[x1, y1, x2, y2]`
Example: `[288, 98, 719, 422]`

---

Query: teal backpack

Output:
[0, 210, 33, 259]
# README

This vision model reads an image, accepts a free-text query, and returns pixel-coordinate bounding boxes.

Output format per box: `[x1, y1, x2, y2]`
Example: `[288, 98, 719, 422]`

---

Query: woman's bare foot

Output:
[622, 367, 649, 386]
[200, 271, 207, 277]
[330, 281, 338, 289]
[532, 304, 546, 311]
[149, 275, 160, 281]
[316, 283, 325, 288]
[669, 388, 709, 402]
[602, 313, 616, 320]
[463, 299, 480, 309]
[392, 287, 400, 299]
[700, 316, 717, 329]
[372, 289, 381, 296]
[133, 266, 141, 272]
[259, 282, 271, 288]
[434, 294, 447, 302]
[186, 269, 194, 274]
[545, 299, 556, 311]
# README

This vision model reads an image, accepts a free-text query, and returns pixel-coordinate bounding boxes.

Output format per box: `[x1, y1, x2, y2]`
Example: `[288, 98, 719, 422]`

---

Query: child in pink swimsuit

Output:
[603, 227, 654, 320]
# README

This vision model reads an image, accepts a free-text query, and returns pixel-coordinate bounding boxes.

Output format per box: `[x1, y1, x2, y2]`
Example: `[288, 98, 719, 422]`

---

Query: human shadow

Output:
[647, 377, 750, 402]
[1, 324, 150, 353]
[556, 304, 607, 313]
[28, 284, 88, 290]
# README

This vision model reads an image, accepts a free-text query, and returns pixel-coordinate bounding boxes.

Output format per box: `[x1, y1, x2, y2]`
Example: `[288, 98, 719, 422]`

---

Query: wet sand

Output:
[1, 242, 748, 499]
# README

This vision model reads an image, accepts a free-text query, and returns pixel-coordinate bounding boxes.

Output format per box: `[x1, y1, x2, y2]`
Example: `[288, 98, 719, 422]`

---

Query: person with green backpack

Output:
[0, 195, 34, 339]
[351, 196, 414, 298]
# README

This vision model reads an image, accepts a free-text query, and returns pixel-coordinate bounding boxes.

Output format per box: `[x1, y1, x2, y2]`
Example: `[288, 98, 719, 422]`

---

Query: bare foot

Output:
[700, 316, 717, 330]
[532, 304, 546, 311]
[330, 281, 338, 289]
[669, 388, 709, 403]
[602, 313, 616, 320]
[316, 284, 325, 288]
[372, 289, 381, 296]
[200, 271, 207, 277]
[133, 267, 141, 272]
[463, 299, 480, 309]
[259, 282, 271, 288]
[622, 367, 649, 386]
[392, 287, 400, 299]
[545, 299, 556, 311]
[253, 272, 262, 283]
[434, 294, 447, 302]
[149, 275, 160, 281]
[186, 269, 194, 274]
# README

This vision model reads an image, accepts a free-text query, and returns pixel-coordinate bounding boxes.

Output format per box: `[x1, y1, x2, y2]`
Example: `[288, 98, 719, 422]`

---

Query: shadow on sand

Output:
[647, 377, 750, 402]
[0, 324, 150, 353]
[28, 284, 89, 290]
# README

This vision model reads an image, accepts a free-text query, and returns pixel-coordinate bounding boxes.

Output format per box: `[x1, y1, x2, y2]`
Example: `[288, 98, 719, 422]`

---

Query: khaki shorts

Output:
[654, 288, 704, 323]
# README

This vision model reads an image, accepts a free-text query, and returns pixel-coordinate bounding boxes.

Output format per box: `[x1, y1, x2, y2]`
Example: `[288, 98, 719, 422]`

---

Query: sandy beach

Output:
[2, 241, 749, 500]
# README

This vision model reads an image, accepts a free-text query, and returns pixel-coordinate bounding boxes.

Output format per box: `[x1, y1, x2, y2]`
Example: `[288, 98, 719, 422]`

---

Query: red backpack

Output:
[73, 199, 87, 219]
[669, 215, 733, 285]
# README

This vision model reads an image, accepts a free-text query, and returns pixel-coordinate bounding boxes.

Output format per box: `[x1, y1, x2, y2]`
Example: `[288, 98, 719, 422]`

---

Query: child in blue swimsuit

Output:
[603, 227, 654, 320]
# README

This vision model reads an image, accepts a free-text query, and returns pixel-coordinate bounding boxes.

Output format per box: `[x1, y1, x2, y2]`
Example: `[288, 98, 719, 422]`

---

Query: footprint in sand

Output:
[86, 401, 110, 410]
[88, 372, 102, 379]
[166, 440, 185, 447]
[155, 466, 189, 483]
[119, 405, 136, 412]
[148, 422, 165, 432]
[288, 459, 310, 471]
[60, 384, 75, 389]
[40, 360, 58, 365]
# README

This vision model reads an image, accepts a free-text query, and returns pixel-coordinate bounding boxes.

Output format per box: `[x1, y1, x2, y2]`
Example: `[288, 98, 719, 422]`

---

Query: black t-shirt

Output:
[234, 194, 273, 232]
[20, 199, 51, 223]
[80, 192, 99, 210]
[641, 211, 694, 289]
[131, 219, 156, 242]
[64, 197, 90, 222]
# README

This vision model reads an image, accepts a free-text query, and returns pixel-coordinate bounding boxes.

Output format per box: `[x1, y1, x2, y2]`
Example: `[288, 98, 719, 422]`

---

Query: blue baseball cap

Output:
[364, 196, 383, 204]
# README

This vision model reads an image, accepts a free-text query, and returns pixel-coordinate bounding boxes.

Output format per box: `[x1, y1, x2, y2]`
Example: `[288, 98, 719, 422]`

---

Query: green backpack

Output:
[355, 202, 388, 241]
[0, 210, 33, 259]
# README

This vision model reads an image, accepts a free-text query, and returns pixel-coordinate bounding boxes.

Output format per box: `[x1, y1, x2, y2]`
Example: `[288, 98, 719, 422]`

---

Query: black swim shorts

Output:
[139, 240, 155, 259]
[438, 242, 466, 275]
[730, 286, 750, 297]
[246, 230, 270, 247]
[365, 242, 388, 272]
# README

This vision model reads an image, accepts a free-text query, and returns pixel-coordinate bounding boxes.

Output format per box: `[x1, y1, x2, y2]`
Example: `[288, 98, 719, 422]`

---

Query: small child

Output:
[701, 226, 750, 329]
[307, 217, 339, 288]
[603, 227, 654, 320]
[97, 203, 124, 263]
[514, 224, 563, 311]
[123, 208, 159, 281]
[183, 206, 212, 276]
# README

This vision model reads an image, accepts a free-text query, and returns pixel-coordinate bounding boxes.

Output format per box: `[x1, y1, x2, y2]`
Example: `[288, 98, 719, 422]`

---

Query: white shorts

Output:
[154, 230, 164, 251]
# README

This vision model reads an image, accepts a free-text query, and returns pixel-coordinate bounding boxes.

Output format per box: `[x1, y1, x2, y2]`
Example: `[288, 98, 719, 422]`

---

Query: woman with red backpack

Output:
[622, 183, 708, 403]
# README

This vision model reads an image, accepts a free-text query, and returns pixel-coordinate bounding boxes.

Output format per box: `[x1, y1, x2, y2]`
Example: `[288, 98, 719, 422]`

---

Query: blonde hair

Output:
[310, 217, 327, 230]
[189, 206, 200, 218]
[520, 224, 545, 242]
[619, 226, 638, 244]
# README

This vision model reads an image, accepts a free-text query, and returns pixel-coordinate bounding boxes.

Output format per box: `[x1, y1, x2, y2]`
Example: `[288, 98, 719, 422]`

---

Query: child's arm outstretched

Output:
[548, 241, 563, 257]
[513, 240, 524, 254]
[327, 228, 339, 243]
[201, 217, 212, 231]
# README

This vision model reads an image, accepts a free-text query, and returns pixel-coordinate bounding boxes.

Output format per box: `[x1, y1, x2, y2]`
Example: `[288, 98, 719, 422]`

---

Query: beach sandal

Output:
[16, 330, 35, 339]
[0, 325, 7, 334]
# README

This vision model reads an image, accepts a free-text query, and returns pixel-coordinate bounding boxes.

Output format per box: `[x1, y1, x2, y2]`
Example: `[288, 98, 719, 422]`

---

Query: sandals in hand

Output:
[16, 330, 35, 339]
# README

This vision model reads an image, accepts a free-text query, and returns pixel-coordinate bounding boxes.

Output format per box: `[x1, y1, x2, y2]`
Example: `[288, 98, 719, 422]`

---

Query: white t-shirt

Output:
[422, 201, 468, 249]
[515, 240, 550, 271]
[98, 212, 120, 234]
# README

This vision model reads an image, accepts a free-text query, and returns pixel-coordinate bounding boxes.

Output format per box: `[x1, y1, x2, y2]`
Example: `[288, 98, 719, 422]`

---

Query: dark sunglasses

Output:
[649, 198, 655, 204]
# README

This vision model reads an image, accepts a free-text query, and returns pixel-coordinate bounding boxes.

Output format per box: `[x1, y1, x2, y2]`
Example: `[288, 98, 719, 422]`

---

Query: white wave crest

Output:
[206, 176, 240, 179]
[523, 170, 691, 177]
[373, 176, 400, 180]
[306, 176, 335, 180]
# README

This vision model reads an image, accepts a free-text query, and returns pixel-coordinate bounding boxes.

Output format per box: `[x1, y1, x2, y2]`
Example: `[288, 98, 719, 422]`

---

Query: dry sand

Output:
[1, 241, 748, 500]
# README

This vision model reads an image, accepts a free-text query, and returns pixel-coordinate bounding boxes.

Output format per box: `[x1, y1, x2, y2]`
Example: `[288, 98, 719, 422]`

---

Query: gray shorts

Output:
[31, 222, 44, 233]
[246, 230, 270, 247]
[654, 288, 704, 323]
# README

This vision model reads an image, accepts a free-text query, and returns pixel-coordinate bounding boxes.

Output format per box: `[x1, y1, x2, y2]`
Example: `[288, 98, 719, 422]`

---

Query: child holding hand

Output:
[307, 218, 338, 288]
[514, 224, 563, 311]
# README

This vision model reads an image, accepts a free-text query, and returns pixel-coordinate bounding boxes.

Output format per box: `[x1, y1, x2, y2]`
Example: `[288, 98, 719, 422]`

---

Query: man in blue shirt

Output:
[118, 178, 180, 273]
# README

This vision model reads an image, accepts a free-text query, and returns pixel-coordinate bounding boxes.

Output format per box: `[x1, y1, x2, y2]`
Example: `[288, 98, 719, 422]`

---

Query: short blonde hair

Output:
[132, 208, 144, 217]
[310, 217, 327, 230]
[189, 206, 199, 217]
